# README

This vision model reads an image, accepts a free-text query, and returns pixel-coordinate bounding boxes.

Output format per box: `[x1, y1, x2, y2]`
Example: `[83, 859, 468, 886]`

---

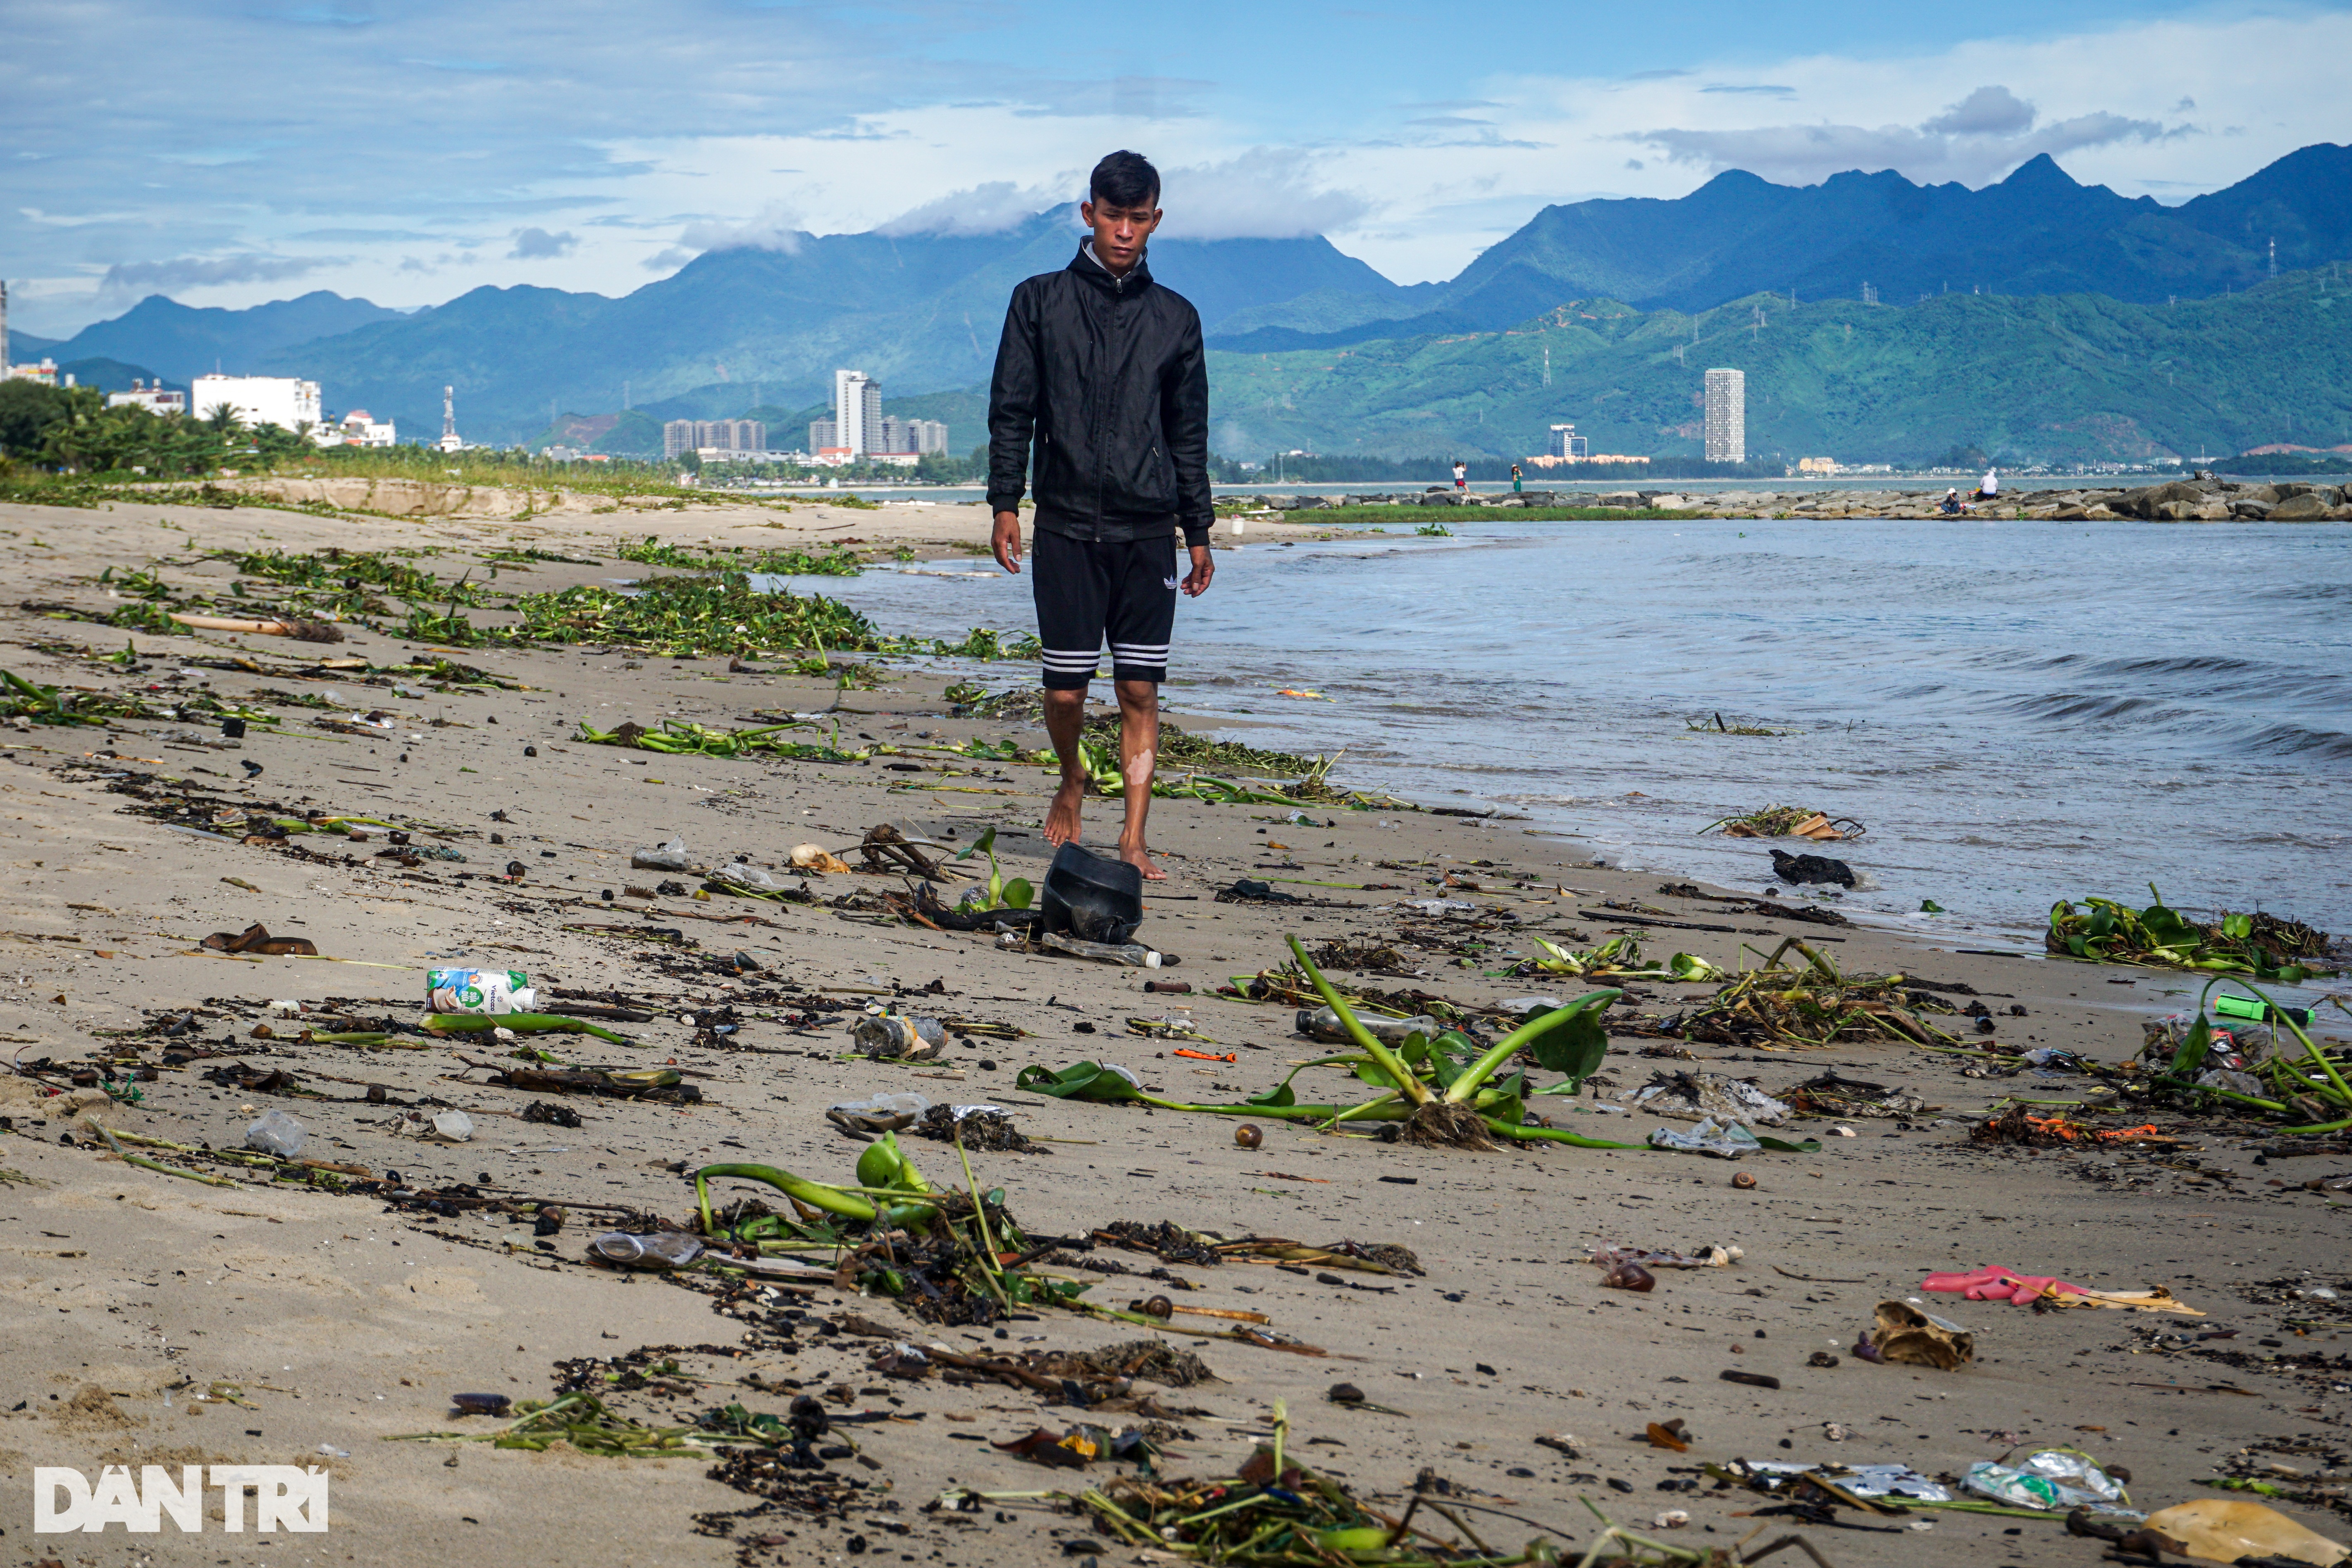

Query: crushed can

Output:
[428, 967, 537, 1015]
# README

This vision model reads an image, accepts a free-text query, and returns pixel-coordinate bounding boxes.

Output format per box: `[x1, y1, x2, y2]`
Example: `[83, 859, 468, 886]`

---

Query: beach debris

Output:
[450, 1393, 512, 1417]
[1858, 1301, 1973, 1370]
[1526, 933, 1723, 982]
[1650, 1118, 1784, 1158]
[2140, 1499, 2348, 1565]
[463, 1060, 697, 1103]
[587, 1232, 707, 1270]
[825, 1092, 930, 1136]
[427, 967, 537, 1014]
[1702, 805, 1864, 841]
[1770, 850, 1855, 888]
[2048, 886, 2339, 981]
[856, 823, 947, 879]
[1629, 1070, 1791, 1125]
[1593, 1244, 1744, 1272]
[1783, 1071, 1925, 1120]
[1234, 1123, 1264, 1148]
[169, 611, 345, 642]
[631, 838, 695, 872]
[1968, 1105, 2177, 1147]
[1600, 1259, 1657, 1292]
[521, 1100, 581, 1128]
[1713, 1459, 1953, 1513]
[1040, 842, 1145, 945]
[243, 1109, 307, 1158]
[853, 1012, 947, 1061]
[1671, 940, 1961, 1050]
[790, 842, 857, 874]
[1921, 1265, 2202, 1315]
[907, 1104, 1040, 1153]
[1732, 1170, 1758, 1189]
[202, 922, 318, 957]
[1040, 932, 1166, 968]
[1297, 1006, 1440, 1045]
[1962, 1447, 2133, 1514]
[950, 827, 1033, 914]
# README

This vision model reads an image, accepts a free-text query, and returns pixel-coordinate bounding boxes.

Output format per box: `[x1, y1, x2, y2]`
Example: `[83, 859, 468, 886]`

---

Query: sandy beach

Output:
[0, 488, 2344, 1568]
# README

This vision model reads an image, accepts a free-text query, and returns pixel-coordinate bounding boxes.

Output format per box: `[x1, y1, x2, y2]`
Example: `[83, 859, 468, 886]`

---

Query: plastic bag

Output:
[1963, 1447, 2136, 1515]
[631, 837, 693, 872]
[244, 1109, 307, 1158]
[1649, 1116, 1764, 1158]
[826, 1092, 930, 1134]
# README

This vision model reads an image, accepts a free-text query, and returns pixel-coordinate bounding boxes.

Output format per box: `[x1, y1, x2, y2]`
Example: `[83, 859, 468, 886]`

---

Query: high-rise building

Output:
[1703, 368, 1746, 463]
[833, 370, 880, 456]
[809, 419, 839, 452]
[665, 419, 767, 457]
[911, 419, 949, 455]
[1546, 423, 1588, 461]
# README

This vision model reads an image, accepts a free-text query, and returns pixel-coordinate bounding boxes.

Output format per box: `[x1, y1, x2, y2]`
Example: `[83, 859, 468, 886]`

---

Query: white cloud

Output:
[1159, 148, 1373, 240]
[1632, 83, 2186, 187]
[876, 181, 1058, 237]
[508, 226, 577, 259]
[99, 254, 333, 297]
[677, 202, 806, 254]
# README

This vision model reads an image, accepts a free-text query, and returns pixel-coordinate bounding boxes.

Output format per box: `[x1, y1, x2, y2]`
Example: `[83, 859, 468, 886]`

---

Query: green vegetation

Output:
[1204, 267, 2352, 468]
[613, 535, 861, 574]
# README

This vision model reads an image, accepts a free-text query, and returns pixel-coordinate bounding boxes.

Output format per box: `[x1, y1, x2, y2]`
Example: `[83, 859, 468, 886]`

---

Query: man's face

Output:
[1081, 196, 1162, 276]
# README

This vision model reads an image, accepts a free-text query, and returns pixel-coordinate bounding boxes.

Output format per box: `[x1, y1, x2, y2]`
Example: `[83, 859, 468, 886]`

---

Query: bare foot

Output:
[1119, 840, 1167, 881]
[1044, 778, 1085, 846]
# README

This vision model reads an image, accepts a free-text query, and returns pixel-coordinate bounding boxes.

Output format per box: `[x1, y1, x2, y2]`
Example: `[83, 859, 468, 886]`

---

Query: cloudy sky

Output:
[6, 0, 2348, 335]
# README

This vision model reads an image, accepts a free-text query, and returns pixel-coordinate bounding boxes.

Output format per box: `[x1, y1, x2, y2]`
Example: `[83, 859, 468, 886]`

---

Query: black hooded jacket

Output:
[986, 243, 1212, 547]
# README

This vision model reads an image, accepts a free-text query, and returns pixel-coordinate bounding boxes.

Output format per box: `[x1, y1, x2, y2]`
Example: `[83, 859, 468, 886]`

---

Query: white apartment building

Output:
[191, 373, 323, 433]
[1704, 368, 1746, 463]
[107, 379, 188, 417]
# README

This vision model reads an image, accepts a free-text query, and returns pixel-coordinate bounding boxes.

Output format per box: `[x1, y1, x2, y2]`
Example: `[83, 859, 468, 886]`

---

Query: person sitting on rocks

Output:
[1973, 466, 2000, 501]
[1939, 488, 1964, 516]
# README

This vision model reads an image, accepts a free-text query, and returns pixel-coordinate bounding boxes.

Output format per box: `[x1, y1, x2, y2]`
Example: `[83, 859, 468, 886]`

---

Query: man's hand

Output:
[991, 510, 1023, 575]
[1181, 541, 1214, 597]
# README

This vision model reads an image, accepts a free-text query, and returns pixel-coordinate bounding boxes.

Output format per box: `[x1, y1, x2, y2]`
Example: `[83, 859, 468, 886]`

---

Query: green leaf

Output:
[2171, 1014, 2215, 1079]
[1013, 1060, 1141, 1102]
[953, 826, 997, 863]
[1530, 1005, 1608, 1085]
[1001, 877, 1033, 909]
[2222, 913, 2253, 940]
[1245, 1082, 1296, 1108]
[1920, 899, 1945, 914]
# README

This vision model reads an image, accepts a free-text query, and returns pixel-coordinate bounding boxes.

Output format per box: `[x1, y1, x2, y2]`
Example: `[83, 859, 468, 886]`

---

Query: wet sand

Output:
[0, 491, 2342, 1566]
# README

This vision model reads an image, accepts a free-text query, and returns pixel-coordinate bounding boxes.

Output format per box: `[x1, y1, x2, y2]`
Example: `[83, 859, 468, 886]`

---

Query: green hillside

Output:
[1204, 266, 2352, 466]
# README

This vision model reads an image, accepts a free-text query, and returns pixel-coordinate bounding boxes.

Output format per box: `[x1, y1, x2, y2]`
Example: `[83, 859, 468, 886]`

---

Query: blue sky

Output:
[5, 0, 2347, 334]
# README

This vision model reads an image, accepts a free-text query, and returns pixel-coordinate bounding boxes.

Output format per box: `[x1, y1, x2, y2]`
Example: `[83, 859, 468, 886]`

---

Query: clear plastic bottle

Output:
[1042, 932, 1165, 968]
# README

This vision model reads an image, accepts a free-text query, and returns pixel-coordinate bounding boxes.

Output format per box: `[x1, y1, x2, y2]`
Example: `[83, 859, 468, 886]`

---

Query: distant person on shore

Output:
[1975, 466, 2000, 501]
[985, 149, 1213, 882]
[1452, 459, 1468, 490]
[1940, 488, 1963, 516]
[1510, 462, 1523, 493]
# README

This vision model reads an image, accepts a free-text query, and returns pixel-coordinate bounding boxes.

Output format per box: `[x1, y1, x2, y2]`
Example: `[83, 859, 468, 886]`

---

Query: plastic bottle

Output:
[1041, 932, 1165, 968]
[853, 1014, 947, 1059]
[1297, 1007, 1441, 1045]
[244, 1109, 307, 1158]
[586, 1232, 705, 1270]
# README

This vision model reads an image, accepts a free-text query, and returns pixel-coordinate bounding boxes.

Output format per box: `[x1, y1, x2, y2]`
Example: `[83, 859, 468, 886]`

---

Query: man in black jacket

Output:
[987, 149, 1214, 881]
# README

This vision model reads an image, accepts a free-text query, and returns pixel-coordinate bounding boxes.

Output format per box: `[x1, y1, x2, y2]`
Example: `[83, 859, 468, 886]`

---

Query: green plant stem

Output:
[1443, 989, 1620, 1104]
[693, 1162, 877, 1230]
[1287, 936, 1432, 1105]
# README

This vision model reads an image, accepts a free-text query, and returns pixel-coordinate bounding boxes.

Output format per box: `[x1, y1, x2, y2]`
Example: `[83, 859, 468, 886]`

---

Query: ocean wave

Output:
[2239, 722, 2352, 761]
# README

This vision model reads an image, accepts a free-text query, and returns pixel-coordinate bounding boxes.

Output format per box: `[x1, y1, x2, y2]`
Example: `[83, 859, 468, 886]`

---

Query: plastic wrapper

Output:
[826, 1092, 930, 1134]
[854, 1013, 947, 1060]
[244, 1109, 307, 1158]
[1963, 1447, 2137, 1516]
[427, 967, 537, 1015]
[586, 1232, 705, 1270]
[1649, 1116, 1765, 1158]
[631, 838, 694, 872]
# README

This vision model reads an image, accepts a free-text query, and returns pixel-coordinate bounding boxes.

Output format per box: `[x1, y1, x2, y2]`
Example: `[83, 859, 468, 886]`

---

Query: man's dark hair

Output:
[1089, 150, 1160, 210]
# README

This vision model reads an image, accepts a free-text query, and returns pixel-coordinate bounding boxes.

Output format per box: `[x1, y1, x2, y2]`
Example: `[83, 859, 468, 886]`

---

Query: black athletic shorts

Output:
[1031, 528, 1178, 689]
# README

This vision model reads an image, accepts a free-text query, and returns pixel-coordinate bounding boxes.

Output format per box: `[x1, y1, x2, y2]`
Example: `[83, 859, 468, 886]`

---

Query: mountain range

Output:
[19, 141, 2351, 459]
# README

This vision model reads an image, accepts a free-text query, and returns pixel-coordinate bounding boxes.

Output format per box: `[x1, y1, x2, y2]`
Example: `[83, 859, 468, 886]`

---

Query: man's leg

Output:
[1041, 685, 1088, 847]
[1103, 537, 1180, 881]
[1112, 678, 1162, 879]
[1032, 528, 1109, 847]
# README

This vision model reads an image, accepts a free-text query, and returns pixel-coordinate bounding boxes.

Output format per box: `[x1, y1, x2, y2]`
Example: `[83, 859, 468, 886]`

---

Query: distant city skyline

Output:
[4, 2, 2347, 336]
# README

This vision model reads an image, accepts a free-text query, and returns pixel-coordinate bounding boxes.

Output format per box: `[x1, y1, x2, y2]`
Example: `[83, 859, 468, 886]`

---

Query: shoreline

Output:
[0, 490, 2343, 1566]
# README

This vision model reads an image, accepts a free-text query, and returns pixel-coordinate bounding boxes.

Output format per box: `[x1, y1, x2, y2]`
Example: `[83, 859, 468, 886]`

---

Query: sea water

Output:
[817, 518, 2352, 948]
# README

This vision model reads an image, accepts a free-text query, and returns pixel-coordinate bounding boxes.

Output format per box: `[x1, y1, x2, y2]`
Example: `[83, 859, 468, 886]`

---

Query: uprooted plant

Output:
[2142, 976, 2352, 1133]
[1019, 935, 1639, 1151]
[2047, 885, 2339, 983]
